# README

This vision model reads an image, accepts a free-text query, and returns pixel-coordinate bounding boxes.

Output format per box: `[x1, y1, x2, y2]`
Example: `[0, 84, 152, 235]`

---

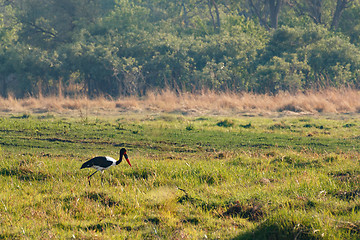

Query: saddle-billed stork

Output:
[80, 148, 131, 185]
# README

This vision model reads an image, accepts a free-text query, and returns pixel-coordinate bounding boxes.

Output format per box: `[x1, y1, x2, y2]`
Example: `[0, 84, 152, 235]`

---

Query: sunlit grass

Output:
[0, 114, 359, 239]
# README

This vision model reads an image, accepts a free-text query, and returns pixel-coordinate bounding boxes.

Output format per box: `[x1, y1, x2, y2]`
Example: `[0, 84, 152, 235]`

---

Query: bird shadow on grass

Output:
[62, 191, 121, 208]
[55, 222, 134, 232]
[83, 191, 120, 207]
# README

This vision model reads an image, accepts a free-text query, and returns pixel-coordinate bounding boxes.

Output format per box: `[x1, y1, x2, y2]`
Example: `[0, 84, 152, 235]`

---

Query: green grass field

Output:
[0, 113, 359, 239]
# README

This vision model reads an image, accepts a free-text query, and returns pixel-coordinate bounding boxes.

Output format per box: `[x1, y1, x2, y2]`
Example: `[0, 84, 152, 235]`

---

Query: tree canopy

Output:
[1, 0, 360, 97]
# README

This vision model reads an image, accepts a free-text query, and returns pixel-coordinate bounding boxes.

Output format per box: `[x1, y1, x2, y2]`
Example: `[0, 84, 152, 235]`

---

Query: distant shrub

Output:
[217, 119, 234, 127]
[240, 123, 252, 128]
[11, 113, 31, 119]
[186, 124, 195, 131]
[269, 122, 290, 130]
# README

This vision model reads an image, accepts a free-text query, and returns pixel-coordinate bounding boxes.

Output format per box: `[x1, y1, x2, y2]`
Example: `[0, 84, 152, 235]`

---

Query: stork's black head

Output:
[120, 148, 131, 167]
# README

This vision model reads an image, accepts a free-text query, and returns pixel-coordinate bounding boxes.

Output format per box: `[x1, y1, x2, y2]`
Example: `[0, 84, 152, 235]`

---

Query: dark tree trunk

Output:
[1, 76, 7, 98]
[268, 0, 283, 29]
[86, 76, 95, 98]
[309, 0, 322, 24]
[207, 0, 221, 32]
[181, 0, 189, 28]
[212, 0, 221, 31]
[331, 0, 354, 30]
[248, 0, 270, 30]
[208, 0, 216, 32]
[248, 0, 283, 30]
[290, 0, 323, 24]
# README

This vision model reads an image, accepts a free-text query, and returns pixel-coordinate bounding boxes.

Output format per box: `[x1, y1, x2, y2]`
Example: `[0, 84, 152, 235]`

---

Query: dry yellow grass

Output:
[1, 88, 360, 116]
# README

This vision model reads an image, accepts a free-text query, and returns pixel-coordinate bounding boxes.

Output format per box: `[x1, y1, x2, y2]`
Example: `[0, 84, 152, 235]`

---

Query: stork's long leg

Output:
[88, 170, 98, 178]
[101, 171, 104, 186]
[88, 170, 98, 186]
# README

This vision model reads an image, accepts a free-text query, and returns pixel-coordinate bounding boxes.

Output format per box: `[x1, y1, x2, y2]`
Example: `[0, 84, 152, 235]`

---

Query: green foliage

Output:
[255, 55, 309, 94]
[338, 4, 360, 46]
[304, 36, 360, 88]
[0, 1, 360, 97]
[255, 25, 360, 93]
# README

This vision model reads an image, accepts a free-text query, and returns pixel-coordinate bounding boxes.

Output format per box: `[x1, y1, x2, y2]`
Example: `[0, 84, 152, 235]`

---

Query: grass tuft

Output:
[223, 200, 265, 221]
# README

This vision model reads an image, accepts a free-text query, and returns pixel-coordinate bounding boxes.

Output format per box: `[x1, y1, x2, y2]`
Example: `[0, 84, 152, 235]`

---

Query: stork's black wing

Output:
[80, 156, 113, 169]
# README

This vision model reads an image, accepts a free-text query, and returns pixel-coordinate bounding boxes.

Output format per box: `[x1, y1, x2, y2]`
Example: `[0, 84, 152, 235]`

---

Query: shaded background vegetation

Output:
[0, 0, 360, 98]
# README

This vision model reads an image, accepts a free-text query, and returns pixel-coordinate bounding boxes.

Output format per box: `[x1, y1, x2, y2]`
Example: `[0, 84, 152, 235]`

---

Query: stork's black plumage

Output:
[80, 148, 131, 185]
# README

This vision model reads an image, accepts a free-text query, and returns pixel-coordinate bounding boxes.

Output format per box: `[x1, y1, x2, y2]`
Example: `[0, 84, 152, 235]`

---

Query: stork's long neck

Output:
[116, 154, 123, 165]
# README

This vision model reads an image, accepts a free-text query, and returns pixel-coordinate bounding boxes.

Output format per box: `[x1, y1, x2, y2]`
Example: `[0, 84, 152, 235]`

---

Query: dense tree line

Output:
[0, 0, 359, 98]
